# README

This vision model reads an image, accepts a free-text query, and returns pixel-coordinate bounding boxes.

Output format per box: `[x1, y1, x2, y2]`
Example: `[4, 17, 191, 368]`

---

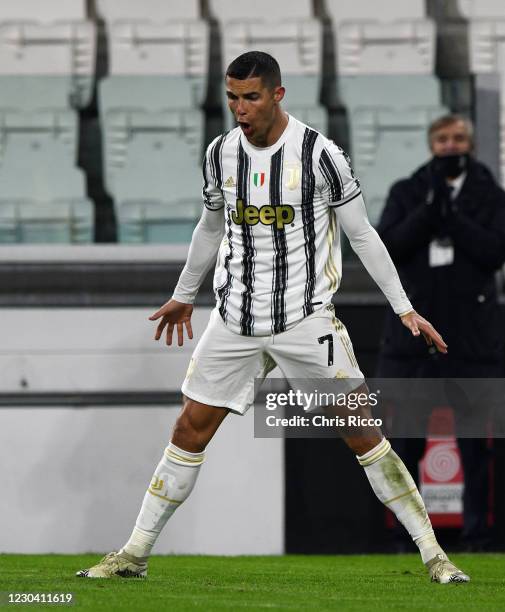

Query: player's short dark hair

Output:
[226, 51, 281, 90]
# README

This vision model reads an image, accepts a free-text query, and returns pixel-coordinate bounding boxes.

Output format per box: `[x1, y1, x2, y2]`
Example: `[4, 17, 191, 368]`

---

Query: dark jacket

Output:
[377, 157, 505, 375]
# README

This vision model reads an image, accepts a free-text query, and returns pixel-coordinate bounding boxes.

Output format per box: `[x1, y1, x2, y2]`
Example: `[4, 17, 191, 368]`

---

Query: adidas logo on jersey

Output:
[224, 176, 235, 188]
[231, 199, 294, 230]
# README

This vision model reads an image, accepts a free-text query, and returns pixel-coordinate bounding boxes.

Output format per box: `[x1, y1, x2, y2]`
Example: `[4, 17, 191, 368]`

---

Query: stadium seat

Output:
[325, 0, 444, 222]
[0, 76, 71, 111]
[281, 75, 323, 106]
[336, 21, 435, 75]
[99, 98, 204, 194]
[95, 0, 200, 22]
[99, 76, 201, 114]
[99, 74, 204, 243]
[0, 110, 77, 164]
[221, 21, 322, 78]
[0, 139, 88, 200]
[432, 1, 505, 75]
[102, 19, 209, 124]
[0, 23, 93, 74]
[0, 4, 93, 245]
[323, 1, 456, 225]
[113, 135, 200, 202]
[456, 0, 505, 186]
[351, 106, 447, 224]
[0, 199, 93, 243]
[111, 133, 202, 244]
[339, 75, 443, 109]
[0, 22, 96, 108]
[324, 0, 425, 23]
[324, 0, 434, 76]
[107, 22, 208, 79]
[0, 131, 93, 243]
[454, 0, 505, 19]
[116, 200, 200, 244]
[98, 0, 209, 114]
[0, 78, 77, 166]
[209, 0, 314, 20]
[447, 0, 505, 188]
[0, 0, 87, 22]
[468, 21, 505, 73]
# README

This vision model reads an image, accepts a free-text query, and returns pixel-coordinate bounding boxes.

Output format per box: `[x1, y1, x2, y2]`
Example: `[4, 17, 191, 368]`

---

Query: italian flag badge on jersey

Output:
[253, 172, 265, 187]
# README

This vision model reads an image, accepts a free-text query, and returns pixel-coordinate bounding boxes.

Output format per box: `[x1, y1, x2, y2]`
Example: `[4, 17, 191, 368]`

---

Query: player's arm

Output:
[149, 142, 226, 346]
[336, 195, 447, 353]
[318, 142, 447, 353]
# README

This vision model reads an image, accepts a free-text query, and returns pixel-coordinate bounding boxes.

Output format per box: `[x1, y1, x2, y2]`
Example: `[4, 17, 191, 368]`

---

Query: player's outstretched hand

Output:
[149, 300, 194, 347]
[400, 310, 448, 354]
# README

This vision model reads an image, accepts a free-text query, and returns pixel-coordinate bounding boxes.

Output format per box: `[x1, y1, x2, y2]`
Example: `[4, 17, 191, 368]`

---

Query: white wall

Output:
[0, 307, 210, 393]
[0, 406, 283, 554]
[0, 306, 284, 554]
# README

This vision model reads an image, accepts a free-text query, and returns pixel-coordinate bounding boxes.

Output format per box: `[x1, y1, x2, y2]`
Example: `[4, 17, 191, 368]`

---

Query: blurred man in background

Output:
[377, 114, 505, 550]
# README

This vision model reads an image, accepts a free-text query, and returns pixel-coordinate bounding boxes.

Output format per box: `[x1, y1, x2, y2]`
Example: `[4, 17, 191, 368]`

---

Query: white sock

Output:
[120, 442, 205, 560]
[357, 438, 445, 564]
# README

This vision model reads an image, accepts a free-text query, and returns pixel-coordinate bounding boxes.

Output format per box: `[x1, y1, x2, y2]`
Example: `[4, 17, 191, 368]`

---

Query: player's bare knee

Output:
[171, 398, 225, 452]
[171, 412, 206, 452]
[171, 402, 208, 452]
[340, 382, 383, 455]
[345, 434, 382, 457]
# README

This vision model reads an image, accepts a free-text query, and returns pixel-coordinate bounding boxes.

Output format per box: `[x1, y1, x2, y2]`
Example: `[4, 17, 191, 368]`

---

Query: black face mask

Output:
[431, 153, 469, 178]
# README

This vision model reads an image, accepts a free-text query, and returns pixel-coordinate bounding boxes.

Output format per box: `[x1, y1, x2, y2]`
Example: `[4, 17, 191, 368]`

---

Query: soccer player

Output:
[77, 52, 469, 583]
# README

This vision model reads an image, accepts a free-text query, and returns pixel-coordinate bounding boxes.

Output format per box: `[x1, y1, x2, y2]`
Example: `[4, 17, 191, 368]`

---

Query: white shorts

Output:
[181, 304, 364, 415]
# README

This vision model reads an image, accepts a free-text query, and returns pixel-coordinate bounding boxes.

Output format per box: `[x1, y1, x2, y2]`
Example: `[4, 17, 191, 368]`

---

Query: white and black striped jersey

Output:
[203, 114, 362, 337]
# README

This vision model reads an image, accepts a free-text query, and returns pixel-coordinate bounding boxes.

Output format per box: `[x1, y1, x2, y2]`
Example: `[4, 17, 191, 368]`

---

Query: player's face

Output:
[430, 121, 472, 156]
[226, 76, 284, 145]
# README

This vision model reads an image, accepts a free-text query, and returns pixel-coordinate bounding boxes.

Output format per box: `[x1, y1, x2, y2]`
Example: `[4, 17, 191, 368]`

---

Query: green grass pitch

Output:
[0, 554, 504, 611]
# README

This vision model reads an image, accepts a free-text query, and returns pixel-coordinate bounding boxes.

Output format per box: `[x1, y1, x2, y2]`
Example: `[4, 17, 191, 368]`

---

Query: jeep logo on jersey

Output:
[232, 200, 294, 230]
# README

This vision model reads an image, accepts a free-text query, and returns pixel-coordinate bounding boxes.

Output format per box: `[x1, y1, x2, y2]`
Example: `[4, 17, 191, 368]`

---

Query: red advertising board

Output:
[420, 436, 464, 528]
[419, 407, 463, 527]
[387, 407, 493, 530]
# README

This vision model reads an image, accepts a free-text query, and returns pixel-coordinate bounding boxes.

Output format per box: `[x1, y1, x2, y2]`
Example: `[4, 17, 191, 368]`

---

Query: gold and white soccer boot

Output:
[76, 551, 147, 578]
[426, 553, 470, 584]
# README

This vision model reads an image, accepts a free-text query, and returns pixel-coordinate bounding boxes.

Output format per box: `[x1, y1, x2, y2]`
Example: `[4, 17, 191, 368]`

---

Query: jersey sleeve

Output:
[171, 206, 225, 304]
[202, 136, 226, 212]
[317, 141, 361, 208]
